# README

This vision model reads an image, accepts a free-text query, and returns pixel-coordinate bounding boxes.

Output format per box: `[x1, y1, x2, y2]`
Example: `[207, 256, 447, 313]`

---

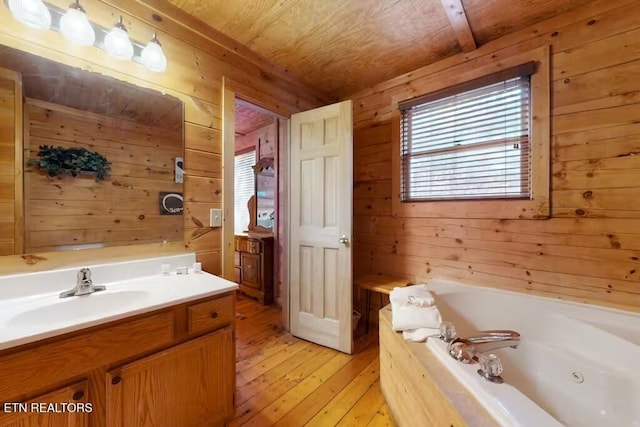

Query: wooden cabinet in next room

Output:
[234, 234, 273, 305]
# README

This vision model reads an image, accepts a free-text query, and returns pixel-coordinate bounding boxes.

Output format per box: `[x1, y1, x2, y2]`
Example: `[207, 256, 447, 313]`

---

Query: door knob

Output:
[339, 235, 349, 244]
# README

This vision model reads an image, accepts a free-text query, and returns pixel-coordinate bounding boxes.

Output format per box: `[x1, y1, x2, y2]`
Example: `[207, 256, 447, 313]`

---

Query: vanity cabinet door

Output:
[0, 381, 89, 427]
[240, 253, 261, 289]
[105, 326, 234, 427]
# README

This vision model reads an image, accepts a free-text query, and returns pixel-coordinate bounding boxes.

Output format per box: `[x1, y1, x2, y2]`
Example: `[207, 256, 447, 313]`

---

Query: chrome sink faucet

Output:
[59, 268, 106, 298]
[447, 330, 520, 363]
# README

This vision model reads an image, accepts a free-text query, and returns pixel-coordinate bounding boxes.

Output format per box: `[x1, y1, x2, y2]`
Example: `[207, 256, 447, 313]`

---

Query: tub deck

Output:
[379, 306, 497, 427]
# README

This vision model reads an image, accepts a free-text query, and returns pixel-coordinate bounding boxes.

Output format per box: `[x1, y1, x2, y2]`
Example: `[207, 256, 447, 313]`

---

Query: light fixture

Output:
[5, 2, 168, 72]
[141, 33, 167, 72]
[7, 0, 51, 30]
[104, 16, 133, 61]
[59, 0, 95, 46]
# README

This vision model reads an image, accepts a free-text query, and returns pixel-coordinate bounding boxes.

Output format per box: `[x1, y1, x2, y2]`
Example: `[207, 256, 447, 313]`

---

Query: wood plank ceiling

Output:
[165, 0, 596, 99]
[235, 102, 275, 136]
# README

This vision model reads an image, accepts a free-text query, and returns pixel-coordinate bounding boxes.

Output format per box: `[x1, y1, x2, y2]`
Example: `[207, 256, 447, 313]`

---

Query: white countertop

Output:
[0, 254, 238, 351]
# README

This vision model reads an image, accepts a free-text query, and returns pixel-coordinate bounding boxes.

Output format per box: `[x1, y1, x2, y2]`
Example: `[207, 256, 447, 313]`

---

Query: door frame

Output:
[0, 68, 24, 254]
[221, 78, 290, 328]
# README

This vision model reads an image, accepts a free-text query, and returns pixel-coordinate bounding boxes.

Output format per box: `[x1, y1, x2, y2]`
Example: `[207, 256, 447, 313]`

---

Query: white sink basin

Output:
[0, 254, 239, 351]
[7, 290, 151, 327]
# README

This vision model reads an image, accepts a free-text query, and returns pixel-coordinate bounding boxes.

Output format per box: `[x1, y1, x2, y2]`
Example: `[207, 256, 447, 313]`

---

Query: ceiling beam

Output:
[440, 0, 477, 52]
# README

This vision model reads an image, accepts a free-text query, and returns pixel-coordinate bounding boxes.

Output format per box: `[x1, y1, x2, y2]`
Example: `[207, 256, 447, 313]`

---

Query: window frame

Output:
[391, 46, 550, 219]
[234, 149, 256, 234]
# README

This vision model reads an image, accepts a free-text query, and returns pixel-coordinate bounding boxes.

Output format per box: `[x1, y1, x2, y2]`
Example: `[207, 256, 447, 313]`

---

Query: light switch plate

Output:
[209, 209, 222, 227]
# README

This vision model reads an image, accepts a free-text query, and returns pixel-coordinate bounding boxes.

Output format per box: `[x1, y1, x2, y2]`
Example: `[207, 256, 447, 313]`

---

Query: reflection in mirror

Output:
[252, 157, 275, 231]
[0, 44, 184, 256]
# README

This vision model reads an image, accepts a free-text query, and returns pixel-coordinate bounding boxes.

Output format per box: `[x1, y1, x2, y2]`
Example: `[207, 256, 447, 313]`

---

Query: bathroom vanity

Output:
[0, 254, 237, 427]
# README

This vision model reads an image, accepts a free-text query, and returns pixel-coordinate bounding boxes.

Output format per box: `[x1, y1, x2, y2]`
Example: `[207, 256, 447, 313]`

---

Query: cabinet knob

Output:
[111, 376, 121, 385]
[72, 390, 84, 400]
[210, 311, 219, 319]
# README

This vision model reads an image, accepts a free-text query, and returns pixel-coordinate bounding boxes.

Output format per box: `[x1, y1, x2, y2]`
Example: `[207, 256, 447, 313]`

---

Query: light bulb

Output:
[60, 2, 95, 46]
[7, 0, 51, 30]
[141, 33, 167, 72]
[104, 17, 133, 61]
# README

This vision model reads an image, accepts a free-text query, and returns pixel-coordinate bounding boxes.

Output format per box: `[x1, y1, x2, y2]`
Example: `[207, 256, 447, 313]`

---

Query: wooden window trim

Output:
[398, 61, 536, 111]
[391, 45, 550, 219]
[235, 145, 256, 156]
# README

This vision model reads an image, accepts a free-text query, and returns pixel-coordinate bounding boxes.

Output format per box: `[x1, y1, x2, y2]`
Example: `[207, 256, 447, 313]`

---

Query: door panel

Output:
[290, 100, 353, 354]
[106, 328, 234, 427]
[240, 253, 261, 289]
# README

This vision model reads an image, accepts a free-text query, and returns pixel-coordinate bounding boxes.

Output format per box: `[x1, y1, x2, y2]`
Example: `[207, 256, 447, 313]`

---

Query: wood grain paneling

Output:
[379, 307, 495, 426]
[0, 69, 22, 256]
[235, 119, 277, 156]
[0, 74, 16, 256]
[0, 0, 327, 274]
[0, 381, 89, 427]
[23, 100, 182, 253]
[349, 0, 640, 313]
[236, 103, 275, 136]
[106, 327, 233, 427]
[187, 294, 234, 335]
[0, 312, 174, 403]
[165, 0, 596, 98]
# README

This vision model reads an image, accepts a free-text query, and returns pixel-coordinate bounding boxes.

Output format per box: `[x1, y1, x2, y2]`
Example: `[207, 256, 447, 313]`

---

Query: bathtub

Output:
[425, 279, 640, 427]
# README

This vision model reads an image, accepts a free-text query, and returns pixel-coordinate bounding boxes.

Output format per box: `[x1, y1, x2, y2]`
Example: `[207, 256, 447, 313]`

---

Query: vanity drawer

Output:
[236, 238, 262, 254]
[0, 311, 174, 402]
[187, 294, 234, 335]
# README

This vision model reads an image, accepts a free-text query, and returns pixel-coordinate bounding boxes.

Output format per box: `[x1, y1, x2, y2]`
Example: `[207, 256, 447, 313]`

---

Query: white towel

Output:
[390, 284, 435, 308]
[391, 305, 442, 332]
[402, 327, 440, 342]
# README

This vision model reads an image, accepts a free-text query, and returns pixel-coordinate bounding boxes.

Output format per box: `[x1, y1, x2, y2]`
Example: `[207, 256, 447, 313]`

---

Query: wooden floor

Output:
[231, 296, 397, 427]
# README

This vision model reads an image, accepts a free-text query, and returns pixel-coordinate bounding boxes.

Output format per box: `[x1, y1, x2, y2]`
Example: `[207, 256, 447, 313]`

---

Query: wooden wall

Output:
[350, 0, 640, 315]
[235, 119, 277, 158]
[0, 73, 17, 256]
[24, 99, 183, 253]
[0, 0, 329, 274]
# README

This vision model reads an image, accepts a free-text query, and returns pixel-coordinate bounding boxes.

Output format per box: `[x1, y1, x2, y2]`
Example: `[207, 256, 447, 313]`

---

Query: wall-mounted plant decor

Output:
[33, 145, 111, 181]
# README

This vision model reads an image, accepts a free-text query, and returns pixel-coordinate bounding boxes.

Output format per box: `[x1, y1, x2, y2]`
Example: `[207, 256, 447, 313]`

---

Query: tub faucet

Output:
[447, 330, 520, 363]
[59, 268, 106, 298]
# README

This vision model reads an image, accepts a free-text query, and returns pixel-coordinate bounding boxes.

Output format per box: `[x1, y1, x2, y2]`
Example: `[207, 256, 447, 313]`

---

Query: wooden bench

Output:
[355, 274, 411, 333]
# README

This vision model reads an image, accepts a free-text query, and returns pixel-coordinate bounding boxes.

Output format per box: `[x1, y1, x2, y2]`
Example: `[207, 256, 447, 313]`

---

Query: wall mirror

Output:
[0, 44, 184, 256]
[247, 157, 275, 233]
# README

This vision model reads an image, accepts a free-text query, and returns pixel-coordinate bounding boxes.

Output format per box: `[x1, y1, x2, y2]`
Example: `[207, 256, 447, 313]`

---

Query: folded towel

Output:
[391, 304, 442, 332]
[407, 295, 433, 308]
[402, 327, 440, 342]
[390, 284, 435, 307]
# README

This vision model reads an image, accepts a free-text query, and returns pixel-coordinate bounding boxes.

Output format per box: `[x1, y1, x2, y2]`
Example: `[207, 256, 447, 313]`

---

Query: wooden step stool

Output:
[355, 274, 411, 334]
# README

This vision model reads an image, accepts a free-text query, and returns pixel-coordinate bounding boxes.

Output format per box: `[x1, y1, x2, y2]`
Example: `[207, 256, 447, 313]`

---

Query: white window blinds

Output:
[234, 151, 255, 234]
[399, 62, 535, 202]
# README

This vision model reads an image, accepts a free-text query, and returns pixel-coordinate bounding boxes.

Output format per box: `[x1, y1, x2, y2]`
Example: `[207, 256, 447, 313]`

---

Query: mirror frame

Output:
[247, 157, 274, 234]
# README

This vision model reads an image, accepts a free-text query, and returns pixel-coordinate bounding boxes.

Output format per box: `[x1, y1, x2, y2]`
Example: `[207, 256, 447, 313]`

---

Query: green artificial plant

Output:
[34, 145, 111, 181]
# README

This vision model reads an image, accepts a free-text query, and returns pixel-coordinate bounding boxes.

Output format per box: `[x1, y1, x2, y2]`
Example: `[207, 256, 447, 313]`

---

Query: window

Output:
[399, 62, 535, 202]
[234, 150, 255, 234]
[391, 47, 550, 219]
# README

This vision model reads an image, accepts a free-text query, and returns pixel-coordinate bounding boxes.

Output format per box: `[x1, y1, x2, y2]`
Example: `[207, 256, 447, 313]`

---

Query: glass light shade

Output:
[60, 6, 95, 46]
[7, 0, 51, 30]
[141, 38, 167, 72]
[104, 25, 133, 60]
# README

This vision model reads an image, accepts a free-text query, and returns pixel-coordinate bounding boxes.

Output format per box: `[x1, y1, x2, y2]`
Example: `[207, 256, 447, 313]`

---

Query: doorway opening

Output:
[232, 98, 288, 313]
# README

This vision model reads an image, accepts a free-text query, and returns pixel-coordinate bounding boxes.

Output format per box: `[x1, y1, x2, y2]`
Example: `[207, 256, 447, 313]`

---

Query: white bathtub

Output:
[424, 279, 640, 427]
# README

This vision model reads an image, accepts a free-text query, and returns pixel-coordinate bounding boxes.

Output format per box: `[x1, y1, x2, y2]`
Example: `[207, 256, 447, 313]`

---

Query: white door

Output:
[289, 100, 353, 354]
